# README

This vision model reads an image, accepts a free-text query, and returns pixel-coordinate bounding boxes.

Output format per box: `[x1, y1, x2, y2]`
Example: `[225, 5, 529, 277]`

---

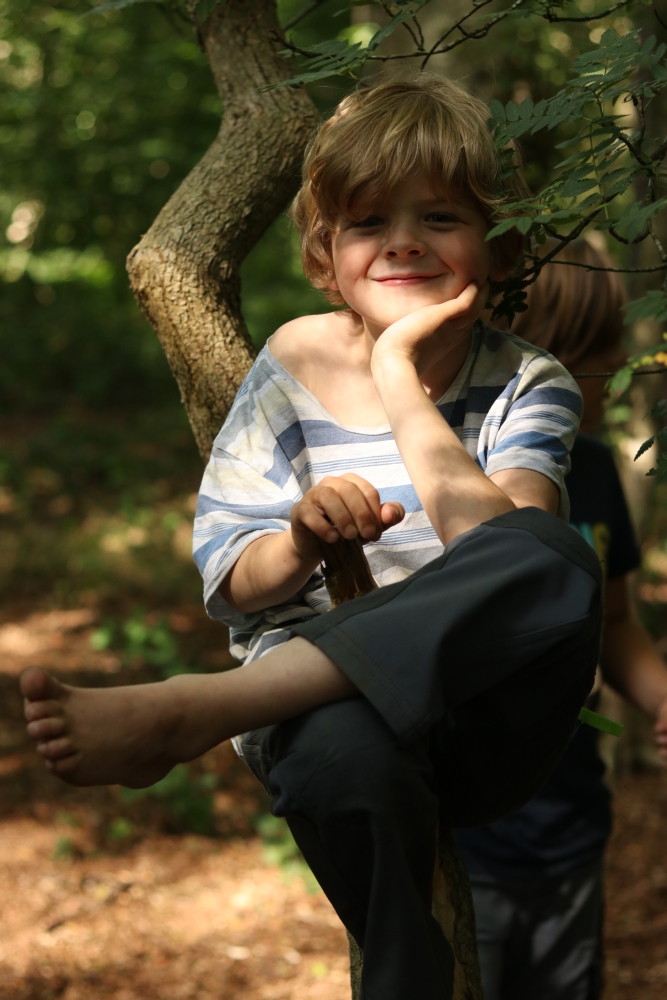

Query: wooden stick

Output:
[320, 536, 378, 607]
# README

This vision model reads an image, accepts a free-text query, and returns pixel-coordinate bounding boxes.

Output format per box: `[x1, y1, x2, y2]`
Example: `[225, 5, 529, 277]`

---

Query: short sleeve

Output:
[483, 354, 583, 520]
[192, 362, 303, 627]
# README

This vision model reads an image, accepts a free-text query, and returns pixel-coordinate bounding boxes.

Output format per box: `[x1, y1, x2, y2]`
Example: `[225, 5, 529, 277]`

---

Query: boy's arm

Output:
[602, 574, 667, 760]
[371, 286, 560, 546]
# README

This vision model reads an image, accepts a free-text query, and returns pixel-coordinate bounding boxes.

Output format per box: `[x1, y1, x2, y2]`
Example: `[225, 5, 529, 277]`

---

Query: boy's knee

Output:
[266, 699, 435, 823]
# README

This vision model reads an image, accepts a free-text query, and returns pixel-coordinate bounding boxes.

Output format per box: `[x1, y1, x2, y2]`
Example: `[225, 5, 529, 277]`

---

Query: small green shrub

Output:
[121, 763, 217, 835]
[254, 813, 318, 892]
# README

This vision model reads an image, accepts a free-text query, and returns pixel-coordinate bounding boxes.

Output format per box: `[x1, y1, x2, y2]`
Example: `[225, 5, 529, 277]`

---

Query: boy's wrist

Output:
[371, 347, 419, 392]
[284, 526, 322, 572]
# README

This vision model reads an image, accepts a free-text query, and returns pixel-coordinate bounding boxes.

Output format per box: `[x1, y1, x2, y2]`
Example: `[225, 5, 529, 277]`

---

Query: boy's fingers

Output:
[319, 478, 382, 540]
[295, 501, 339, 543]
[380, 501, 405, 527]
[317, 486, 363, 539]
[338, 474, 383, 519]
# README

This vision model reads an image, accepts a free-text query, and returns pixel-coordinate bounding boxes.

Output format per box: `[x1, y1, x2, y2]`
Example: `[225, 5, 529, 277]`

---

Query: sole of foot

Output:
[20, 666, 179, 788]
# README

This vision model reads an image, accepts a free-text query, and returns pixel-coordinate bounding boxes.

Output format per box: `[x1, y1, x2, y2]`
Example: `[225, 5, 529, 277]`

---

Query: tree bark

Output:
[126, 0, 318, 459]
[348, 833, 482, 1000]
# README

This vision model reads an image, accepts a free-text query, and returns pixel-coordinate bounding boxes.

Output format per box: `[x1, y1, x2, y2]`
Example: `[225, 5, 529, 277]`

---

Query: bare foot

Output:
[21, 640, 355, 787]
[21, 667, 195, 788]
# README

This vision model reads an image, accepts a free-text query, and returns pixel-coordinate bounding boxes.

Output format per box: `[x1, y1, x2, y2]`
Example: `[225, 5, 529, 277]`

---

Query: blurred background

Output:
[1, 2, 667, 998]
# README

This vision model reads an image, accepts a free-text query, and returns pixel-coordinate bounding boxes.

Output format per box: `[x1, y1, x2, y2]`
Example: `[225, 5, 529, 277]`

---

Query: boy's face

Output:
[330, 174, 506, 334]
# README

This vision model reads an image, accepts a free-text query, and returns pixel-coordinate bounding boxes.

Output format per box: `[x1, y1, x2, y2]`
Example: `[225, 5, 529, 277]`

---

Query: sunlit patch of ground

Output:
[603, 770, 667, 1000]
[0, 822, 350, 1000]
[0, 608, 120, 676]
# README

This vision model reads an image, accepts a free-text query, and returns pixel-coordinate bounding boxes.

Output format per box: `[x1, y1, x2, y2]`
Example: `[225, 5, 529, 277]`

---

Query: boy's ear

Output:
[328, 277, 340, 291]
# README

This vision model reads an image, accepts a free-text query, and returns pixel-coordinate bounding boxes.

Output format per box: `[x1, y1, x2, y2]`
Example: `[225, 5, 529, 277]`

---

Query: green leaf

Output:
[635, 436, 656, 460]
[608, 366, 632, 396]
[623, 291, 667, 326]
[195, 0, 218, 21]
[367, 2, 429, 51]
[488, 99, 506, 124]
[486, 217, 520, 240]
[612, 197, 667, 243]
[578, 707, 623, 738]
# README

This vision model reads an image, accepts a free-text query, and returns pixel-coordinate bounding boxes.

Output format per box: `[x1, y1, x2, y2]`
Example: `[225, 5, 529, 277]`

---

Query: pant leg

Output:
[292, 508, 602, 748]
[241, 698, 456, 1000]
[469, 861, 604, 1000]
[468, 880, 518, 1000]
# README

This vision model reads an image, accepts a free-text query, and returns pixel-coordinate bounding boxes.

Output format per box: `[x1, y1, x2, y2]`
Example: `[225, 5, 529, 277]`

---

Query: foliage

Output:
[121, 763, 218, 834]
[91, 610, 191, 675]
[633, 397, 667, 481]
[254, 813, 319, 890]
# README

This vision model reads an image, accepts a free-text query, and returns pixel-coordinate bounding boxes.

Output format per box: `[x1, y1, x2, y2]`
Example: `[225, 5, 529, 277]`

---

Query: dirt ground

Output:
[1, 604, 666, 1000]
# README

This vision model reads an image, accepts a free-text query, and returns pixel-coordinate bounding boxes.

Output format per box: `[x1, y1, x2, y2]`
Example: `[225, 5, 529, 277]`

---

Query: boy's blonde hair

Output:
[511, 239, 627, 366]
[290, 77, 530, 305]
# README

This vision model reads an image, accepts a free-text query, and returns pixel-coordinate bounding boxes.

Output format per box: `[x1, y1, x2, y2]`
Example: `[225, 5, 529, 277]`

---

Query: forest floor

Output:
[0, 600, 666, 1000]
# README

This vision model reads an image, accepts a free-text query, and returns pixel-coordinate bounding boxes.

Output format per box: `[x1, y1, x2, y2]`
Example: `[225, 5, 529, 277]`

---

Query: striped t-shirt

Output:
[194, 321, 582, 663]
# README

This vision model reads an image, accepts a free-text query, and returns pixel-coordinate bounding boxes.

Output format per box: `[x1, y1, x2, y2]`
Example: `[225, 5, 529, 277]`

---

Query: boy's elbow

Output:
[488, 469, 560, 515]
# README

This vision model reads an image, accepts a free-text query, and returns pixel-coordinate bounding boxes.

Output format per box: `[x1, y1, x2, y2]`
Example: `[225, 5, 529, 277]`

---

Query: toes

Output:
[37, 737, 75, 761]
[27, 716, 66, 741]
[20, 666, 66, 703]
[24, 699, 65, 723]
[50, 753, 82, 778]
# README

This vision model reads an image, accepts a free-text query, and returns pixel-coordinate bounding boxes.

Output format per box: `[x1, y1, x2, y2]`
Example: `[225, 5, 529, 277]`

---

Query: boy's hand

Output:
[289, 473, 404, 564]
[372, 281, 489, 377]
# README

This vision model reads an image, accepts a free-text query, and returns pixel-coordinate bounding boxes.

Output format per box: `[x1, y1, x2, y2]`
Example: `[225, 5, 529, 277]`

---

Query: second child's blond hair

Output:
[291, 77, 530, 304]
[511, 239, 627, 366]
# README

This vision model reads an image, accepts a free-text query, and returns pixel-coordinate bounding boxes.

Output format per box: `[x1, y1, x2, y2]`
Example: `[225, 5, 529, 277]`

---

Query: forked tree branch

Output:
[127, 0, 318, 458]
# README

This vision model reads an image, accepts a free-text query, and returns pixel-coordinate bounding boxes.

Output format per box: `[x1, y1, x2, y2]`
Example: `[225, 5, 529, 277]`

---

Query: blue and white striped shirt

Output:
[194, 322, 582, 663]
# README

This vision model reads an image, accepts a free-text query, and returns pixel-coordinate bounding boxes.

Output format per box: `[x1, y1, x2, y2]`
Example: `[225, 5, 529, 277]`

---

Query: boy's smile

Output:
[330, 174, 505, 337]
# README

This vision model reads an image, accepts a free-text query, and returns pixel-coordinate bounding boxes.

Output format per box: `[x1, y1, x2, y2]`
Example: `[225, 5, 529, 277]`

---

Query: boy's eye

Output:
[354, 215, 383, 229]
[426, 212, 458, 224]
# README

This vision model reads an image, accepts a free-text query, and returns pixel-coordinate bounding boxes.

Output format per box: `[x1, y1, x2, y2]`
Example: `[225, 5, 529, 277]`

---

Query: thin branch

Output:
[572, 369, 667, 377]
[412, 13, 426, 50]
[422, 0, 520, 68]
[540, 0, 634, 23]
[283, 0, 329, 32]
[543, 260, 667, 274]
[653, 0, 667, 33]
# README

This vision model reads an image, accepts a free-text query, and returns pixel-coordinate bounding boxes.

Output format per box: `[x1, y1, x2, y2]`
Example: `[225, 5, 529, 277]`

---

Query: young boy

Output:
[456, 239, 667, 1000]
[20, 80, 602, 1000]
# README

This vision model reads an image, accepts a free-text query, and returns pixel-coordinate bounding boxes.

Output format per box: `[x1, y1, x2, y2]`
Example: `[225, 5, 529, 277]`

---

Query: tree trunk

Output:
[347, 829, 483, 1000]
[126, 0, 318, 459]
[125, 5, 481, 994]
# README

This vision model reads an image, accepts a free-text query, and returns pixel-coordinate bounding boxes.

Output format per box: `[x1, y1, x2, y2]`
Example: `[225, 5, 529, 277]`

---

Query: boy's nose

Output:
[383, 236, 426, 259]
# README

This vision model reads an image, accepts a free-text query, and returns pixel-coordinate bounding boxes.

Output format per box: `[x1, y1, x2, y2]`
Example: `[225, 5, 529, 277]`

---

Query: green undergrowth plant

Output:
[90, 609, 192, 677]
[254, 813, 319, 892]
[121, 763, 217, 834]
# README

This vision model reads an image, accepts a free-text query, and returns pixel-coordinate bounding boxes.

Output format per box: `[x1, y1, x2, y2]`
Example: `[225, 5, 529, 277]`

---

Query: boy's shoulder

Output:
[476, 325, 574, 385]
[268, 310, 358, 375]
